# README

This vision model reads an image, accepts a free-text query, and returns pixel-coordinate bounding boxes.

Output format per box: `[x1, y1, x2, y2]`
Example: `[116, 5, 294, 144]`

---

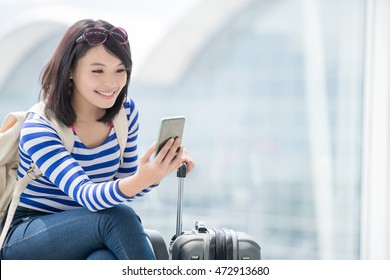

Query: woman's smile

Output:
[95, 89, 117, 98]
[70, 45, 127, 109]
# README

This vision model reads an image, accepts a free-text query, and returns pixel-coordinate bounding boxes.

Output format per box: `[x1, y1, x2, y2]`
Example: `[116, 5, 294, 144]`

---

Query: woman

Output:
[0, 19, 194, 260]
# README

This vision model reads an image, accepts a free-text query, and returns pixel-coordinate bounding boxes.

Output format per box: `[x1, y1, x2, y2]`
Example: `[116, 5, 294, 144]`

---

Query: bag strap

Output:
[0, 102, 74, 249]
[112, 105, 128, 161]
[0, 170, 36, 248]
[0, 111, 32, 249]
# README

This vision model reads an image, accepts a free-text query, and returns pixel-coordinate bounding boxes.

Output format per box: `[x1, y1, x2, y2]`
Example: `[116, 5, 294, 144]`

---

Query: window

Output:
[131, 0, 365, 259]
[0, 0, 368, 259]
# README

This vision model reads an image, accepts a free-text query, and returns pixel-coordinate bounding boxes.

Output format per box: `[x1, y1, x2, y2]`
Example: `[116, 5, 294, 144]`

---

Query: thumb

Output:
[140, 142, 157, 163]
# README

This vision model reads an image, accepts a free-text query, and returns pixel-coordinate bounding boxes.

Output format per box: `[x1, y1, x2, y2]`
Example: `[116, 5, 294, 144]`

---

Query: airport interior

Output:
[0, 0, 389, 259]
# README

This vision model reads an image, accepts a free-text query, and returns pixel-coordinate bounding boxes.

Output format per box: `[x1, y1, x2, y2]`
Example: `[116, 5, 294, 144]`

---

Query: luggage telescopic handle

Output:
[177, 162, 187, 178]
[175, 163, 187, 239]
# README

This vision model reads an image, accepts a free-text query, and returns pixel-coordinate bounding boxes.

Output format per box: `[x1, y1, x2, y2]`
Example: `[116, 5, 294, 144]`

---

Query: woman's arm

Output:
[20, 114, 129, 212]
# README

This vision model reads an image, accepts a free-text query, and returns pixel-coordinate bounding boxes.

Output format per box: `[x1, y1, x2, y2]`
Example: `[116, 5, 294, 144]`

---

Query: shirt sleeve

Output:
[19, 114, 129, 212]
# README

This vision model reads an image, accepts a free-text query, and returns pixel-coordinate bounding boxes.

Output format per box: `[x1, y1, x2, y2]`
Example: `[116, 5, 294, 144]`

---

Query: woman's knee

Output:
[97, 205, 143, 231]
[92, 205, 154, 260]
[105, 204, 140, 222]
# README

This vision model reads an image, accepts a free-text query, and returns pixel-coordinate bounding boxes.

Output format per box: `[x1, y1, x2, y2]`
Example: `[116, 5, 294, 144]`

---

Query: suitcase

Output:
[169, 163, 261, 260]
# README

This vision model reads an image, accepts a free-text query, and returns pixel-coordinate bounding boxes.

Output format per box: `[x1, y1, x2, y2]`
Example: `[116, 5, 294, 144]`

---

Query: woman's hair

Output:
[40, 19, 132, 126]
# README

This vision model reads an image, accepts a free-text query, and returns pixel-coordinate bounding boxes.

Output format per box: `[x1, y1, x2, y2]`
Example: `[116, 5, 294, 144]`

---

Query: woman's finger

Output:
[155, 138, 175, 162]
[140, 142, 157, 163]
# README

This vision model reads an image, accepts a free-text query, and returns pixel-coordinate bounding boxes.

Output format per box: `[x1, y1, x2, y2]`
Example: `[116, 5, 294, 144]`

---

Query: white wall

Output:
[361, 0, 390, 259]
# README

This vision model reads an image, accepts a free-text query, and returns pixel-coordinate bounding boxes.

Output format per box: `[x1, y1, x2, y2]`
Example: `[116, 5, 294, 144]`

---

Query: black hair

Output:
[40, 19, 132, 126]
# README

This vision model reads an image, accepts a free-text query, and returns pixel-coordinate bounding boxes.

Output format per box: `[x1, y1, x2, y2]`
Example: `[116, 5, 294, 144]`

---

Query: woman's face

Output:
[70, 45, 127, 112]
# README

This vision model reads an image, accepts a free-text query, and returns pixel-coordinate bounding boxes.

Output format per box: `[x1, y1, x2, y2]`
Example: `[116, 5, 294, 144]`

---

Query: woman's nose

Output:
[102, 73, 118, 87]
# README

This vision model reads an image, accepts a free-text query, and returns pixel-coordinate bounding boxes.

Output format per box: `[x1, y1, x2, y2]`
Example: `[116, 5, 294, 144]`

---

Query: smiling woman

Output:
[39, 20, 133, 127]
[0, 18, 195, 260]
[69, 46, 128, 149]
[1, 0, 387, 261]
[70, 46, 128, 112]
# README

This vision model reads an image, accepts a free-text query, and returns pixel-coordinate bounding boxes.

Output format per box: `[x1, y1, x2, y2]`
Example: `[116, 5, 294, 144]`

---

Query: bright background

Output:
[1, 0, 389, 259]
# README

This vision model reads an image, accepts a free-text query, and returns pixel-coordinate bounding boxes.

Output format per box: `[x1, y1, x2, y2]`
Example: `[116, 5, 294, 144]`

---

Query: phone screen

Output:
[155, 116, 185, 157]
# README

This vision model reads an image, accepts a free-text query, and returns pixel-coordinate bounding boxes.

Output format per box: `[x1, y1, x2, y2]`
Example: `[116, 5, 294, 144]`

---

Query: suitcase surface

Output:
[170, 222, 261, 260]
[169, 164, 261, 260]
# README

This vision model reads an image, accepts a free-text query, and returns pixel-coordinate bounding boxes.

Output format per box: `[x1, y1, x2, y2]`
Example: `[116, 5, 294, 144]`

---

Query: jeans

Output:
[0, 204, 156, 260]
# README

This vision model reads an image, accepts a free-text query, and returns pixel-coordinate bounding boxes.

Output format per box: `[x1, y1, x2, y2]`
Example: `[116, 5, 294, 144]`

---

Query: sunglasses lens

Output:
[110, 27, 128, 44]
[76, 27, 128, 45]
[84, 28, 108, 45]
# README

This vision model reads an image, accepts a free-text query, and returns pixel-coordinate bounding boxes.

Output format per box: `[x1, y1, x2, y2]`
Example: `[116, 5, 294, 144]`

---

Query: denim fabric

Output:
[0, 204, 155, 260]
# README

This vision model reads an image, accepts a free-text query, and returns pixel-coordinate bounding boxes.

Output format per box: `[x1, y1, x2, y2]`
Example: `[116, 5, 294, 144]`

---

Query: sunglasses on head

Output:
[76, 27, 128, 45]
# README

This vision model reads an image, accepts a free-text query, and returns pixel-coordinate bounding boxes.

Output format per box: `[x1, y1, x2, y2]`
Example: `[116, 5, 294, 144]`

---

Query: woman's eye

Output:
[92, 69, 103, 74]
[117, 69, 126, 73]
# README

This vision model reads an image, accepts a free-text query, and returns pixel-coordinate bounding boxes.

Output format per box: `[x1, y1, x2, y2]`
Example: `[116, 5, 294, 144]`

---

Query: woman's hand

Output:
[119, 137, 182, 197]
[139, 138, 195, 181]
[181, 148, 195, 175]
[138, 137, 184, 185]
[118, 138, 195, 197]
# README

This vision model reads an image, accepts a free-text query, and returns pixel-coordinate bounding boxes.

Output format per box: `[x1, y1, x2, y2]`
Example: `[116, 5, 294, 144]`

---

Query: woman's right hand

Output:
[118, 137, 183, 197]
[139, 137, 184, 185]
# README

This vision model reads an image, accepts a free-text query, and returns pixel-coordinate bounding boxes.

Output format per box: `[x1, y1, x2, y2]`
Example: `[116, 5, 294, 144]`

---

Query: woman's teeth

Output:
[96, 91, 115, 96]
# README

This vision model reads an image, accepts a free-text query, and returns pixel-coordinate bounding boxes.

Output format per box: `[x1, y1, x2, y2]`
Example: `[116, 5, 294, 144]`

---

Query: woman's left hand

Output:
[181, 148, 195, 174]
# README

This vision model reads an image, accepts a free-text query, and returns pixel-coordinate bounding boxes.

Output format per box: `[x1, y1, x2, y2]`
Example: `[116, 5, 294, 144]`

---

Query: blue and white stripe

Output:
[17, 99, 157, 213]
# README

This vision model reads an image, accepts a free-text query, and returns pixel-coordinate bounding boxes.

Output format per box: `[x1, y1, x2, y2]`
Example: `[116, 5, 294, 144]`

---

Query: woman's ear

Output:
[69, 71, 73, 79]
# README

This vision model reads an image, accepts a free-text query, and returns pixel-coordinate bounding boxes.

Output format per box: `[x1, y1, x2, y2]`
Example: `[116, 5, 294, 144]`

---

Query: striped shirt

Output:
[17, 98, 156, 213]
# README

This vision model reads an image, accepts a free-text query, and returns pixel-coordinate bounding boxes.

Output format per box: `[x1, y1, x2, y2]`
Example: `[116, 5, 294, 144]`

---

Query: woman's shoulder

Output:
[19, 112, 64, 148]
[123, 97, 137, 113]
[123, 98, 139, 120]
[23, 112, 55, 130]
[122, 98, 139, 133]
[21, 111, 71, 139]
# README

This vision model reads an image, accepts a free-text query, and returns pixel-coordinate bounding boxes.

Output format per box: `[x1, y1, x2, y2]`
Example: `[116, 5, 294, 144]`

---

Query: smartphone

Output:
[154, 116, 185, 157]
